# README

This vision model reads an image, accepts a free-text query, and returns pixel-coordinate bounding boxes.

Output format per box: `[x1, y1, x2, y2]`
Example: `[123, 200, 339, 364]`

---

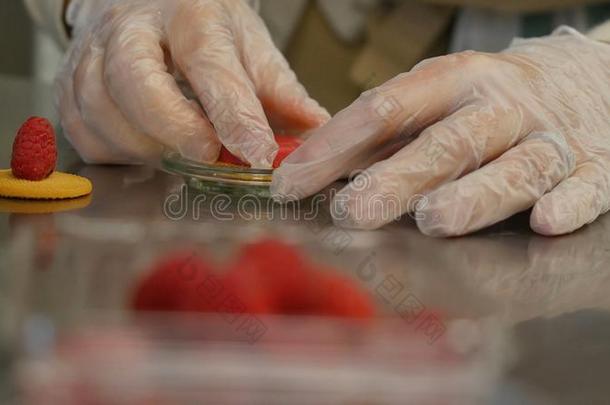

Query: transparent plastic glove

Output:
[56, 0, 329, 167]
[272, 27, 610, 237]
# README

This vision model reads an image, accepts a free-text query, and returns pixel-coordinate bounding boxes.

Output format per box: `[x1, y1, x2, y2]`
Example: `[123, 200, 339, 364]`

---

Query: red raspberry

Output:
[272, 135, 302, 168]
[230, 239, 320, 314]
[317, 271, 375, 319]
[11, 117, 57, 181]
[218, 147, 248, 167]
[131, 251, 214, 313]
[131, 242, 377, 321]
[218, 134, 302, 169]
[217, 268, 275, 314]
[180, 261, 274, 315]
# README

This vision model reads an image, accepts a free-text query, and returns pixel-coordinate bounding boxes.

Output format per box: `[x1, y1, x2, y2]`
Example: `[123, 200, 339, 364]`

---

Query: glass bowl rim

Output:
[162, 152, 273, 186]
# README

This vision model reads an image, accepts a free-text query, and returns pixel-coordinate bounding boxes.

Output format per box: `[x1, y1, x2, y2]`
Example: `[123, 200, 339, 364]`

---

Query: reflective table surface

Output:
[2, 75, 610, 404]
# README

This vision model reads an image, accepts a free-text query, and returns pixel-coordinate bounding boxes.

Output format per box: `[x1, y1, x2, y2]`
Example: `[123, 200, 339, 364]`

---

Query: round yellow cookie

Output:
[0, 169, 93, 200]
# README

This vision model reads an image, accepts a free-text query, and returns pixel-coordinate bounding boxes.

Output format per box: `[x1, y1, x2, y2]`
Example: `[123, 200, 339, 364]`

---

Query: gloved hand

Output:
[272, 27, 610, 237]
[57, 0, 329, 167]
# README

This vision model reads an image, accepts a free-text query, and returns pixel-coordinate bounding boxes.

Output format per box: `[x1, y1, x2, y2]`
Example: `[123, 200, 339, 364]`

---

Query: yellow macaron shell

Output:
[0, 169, 93, 200]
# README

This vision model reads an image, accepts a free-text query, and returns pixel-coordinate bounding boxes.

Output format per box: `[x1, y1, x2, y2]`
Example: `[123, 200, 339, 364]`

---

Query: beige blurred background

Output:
[0, 2, 62, 82]
[4, 1, 610, 115]
[0, 2, 34, 77]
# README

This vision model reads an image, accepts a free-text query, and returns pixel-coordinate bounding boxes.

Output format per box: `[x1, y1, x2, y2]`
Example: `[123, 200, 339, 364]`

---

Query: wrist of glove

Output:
[272, 26, 610, 237]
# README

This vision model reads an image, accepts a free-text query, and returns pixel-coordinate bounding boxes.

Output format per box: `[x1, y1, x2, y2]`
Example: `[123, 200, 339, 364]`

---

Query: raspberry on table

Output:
[11, 117, 58, 181]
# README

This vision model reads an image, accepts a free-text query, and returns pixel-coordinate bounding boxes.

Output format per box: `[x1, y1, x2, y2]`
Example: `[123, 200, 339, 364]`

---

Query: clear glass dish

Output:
[162, 152, 273, 198]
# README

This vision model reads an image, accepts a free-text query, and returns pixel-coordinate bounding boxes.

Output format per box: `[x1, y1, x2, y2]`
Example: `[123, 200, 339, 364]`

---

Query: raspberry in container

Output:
[162, 134, 302, 198]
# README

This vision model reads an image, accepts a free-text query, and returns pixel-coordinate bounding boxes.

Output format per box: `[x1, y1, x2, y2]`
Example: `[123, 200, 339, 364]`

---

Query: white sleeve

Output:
[24, 0, 259, 45]
[23, 0, 70, 48]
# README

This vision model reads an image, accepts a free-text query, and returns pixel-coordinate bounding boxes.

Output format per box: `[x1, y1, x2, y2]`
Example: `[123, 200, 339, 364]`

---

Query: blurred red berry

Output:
[131, 251, 213, 312]
[230, 239, 322, 314]
[132, 241, 377, 321]
[317, 271, 375, 319]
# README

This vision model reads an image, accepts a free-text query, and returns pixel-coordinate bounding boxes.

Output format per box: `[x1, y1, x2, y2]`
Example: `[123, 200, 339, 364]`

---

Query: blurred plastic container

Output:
[17, 315, 507, 405]
[5, 215, 511, 404]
